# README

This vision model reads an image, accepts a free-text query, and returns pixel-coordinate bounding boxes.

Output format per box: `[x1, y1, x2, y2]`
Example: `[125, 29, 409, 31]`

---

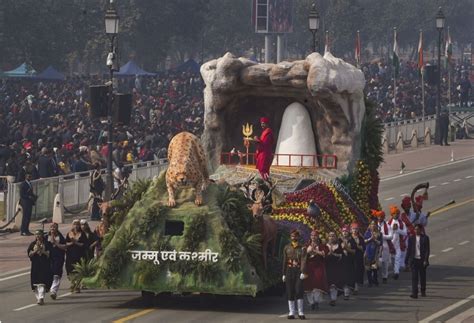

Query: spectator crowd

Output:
[0, 71, 204, 184]
[363, 59, 472, 123]
[0, 59, 472, 183]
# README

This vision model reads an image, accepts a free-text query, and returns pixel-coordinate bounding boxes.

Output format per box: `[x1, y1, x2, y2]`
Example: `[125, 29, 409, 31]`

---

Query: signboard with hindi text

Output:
[129, 249, 219, 265]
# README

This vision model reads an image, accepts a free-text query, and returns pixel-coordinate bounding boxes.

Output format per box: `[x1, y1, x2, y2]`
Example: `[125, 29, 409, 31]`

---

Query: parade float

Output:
[82, 52, 384, 297]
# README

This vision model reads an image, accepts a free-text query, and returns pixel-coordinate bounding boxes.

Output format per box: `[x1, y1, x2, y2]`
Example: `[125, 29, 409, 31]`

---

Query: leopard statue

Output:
[166, 132, 209, 207]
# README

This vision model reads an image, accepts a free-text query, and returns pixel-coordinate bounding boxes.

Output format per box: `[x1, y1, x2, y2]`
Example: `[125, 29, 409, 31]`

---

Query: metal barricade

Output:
[383, 111, 471, 147]
[5, 159, 169, 222]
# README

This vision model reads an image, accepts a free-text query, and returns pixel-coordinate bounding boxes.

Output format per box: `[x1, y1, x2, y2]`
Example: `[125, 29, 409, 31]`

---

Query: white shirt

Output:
[415, 235, 421, 259]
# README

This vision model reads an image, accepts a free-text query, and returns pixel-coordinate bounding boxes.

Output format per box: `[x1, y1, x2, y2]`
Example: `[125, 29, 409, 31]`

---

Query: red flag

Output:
[417, 30, 424, 70]
[355, 30, 361, 66]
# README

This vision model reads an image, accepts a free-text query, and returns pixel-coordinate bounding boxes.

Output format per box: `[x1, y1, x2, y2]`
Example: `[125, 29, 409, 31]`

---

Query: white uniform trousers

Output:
[400, 250, 407, 270]
[50, 275, 61, 295]
[393, 249, 402, 274]
[380, 244, 391, 279]
[329, 285, 338, 301]
[306, 289, 322, 305]
[34, 284, 45, 301]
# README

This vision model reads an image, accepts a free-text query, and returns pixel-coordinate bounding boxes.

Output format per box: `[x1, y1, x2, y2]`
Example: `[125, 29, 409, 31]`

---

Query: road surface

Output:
[1, 158, 473, 323]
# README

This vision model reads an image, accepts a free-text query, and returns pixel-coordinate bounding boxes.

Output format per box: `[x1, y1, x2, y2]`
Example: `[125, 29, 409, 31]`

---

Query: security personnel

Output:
[20, 172, 36, 236]
[282, 229, 306, 320]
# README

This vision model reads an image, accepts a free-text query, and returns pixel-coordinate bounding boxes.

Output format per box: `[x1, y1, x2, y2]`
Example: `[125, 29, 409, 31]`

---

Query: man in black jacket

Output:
[20, 173, 37, 236]
[439, 110, 450, 146]
[37, 147, 55, 178]
[407, 224, 430, 298]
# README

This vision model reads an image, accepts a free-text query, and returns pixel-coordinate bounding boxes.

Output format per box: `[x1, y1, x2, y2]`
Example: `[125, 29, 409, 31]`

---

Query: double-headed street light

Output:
[434, 6, 445, 145]
[104, 0, 119, 201]
[308, 3, 320, 53]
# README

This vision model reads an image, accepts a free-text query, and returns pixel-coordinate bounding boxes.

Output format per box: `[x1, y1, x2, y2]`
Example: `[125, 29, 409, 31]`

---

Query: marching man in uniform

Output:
[388, 206, 407, 280]
[282, 229, 306, 320]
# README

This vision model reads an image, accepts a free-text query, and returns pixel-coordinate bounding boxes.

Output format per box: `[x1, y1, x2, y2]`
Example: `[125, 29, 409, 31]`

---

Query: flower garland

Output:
[350, 160, 371, 217]
[326, 183, 357, 225]
[270, 161, 380, 242]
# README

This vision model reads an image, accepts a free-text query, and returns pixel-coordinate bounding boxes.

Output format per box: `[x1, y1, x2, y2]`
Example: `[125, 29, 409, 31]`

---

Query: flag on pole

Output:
[324, 30, 330, 54]
[445, 26, 452, 66]
[355, 30, 361, 67]
[417, 29, 424, 71]
[392, 28, 400, 78]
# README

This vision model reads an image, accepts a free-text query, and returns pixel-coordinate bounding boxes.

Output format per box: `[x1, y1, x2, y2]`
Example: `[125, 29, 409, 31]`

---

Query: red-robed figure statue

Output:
[253, 117, 274, 180]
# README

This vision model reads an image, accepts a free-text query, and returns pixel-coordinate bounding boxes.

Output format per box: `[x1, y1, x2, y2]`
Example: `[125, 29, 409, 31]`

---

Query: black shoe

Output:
[287, 315, 295, 320]
[410, 294, 418, 299]
[445, 143, 450, 146]
[394, 274, 399, 280]
[382, 278, 387, 284]
[310, 303, 315, 311]
[330, 300, 336, 306]
[368, 283, 373, 288]
[298, 315, 306, 320]
[440, 143, 444, 146]
[421, 292, 426, 297]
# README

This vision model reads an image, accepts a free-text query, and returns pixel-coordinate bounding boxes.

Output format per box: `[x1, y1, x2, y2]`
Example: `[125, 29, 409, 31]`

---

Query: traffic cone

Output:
[450, 150, 454, 162]
[400, 161, 406, 174]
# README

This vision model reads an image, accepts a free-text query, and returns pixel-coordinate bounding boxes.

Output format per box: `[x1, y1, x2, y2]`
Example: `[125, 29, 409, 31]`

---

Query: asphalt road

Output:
[1, 158, 473, 323]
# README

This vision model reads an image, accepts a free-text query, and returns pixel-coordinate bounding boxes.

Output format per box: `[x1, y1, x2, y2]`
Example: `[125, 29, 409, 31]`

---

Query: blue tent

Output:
[115, 60, 155, 77]
[34, 66, 65, 81]
[175, 59, 201, 74]
[3, 63, 36, 78]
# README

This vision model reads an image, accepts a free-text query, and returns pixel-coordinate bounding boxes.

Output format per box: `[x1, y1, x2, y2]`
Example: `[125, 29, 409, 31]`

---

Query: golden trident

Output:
[242, 123, 253, 165]
[242, 123, 253, 139]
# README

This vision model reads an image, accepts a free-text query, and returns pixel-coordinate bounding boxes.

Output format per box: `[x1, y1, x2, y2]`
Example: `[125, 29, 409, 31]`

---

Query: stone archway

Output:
[200, 52, 366, 176]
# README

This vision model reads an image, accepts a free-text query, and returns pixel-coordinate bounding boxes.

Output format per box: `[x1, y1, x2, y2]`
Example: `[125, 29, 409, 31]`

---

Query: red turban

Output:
[415, 195, 424, 207]
[371, 209, 385, 218]
[260, 117, 270, 124]
[401, 196, 411, 208]
[390, 205, 400, 215]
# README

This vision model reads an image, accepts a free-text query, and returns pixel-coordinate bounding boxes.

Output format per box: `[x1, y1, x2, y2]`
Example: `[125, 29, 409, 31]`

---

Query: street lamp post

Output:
[434, 6, 445, 145]
[308, 3, 320, 53]
[105, 0, 119, 201]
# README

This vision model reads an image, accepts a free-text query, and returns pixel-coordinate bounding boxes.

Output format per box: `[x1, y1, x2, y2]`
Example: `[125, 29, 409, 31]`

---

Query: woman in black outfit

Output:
[65, 219, 86, 292]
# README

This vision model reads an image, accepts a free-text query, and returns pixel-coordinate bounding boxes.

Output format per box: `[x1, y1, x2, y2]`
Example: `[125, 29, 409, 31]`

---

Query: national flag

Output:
[324, 30, 330, 54]
[417, 30, 424, 71]
[445, 26, 452, 66]
[392, 28, 400, 78]
[355, 30, 361, 66]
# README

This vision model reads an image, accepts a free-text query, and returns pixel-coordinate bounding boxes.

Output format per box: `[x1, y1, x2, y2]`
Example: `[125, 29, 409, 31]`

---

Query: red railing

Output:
[220, 153, 338, 169]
